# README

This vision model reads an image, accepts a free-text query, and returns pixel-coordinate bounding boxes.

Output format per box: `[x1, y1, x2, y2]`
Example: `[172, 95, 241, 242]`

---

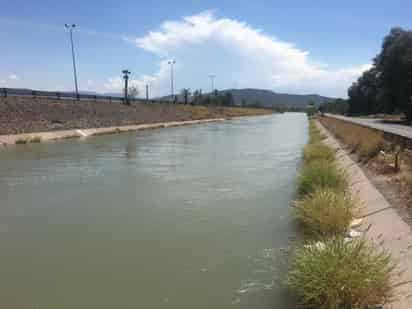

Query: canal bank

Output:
[316, 120, 412, 308]
[0, 95, 271, 135]
[0, 118, 225, 147]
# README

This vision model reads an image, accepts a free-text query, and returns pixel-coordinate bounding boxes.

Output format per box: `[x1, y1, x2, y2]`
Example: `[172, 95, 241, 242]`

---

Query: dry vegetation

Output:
[319, 115, 412, 210]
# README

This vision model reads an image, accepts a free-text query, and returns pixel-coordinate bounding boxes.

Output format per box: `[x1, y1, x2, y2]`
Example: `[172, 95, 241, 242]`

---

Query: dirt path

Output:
[317, 120, 412, 308]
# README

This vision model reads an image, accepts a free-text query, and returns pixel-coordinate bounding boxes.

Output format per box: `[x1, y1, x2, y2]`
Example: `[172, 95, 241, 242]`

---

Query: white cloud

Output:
[8, 74, 18, 80]
[127, 11, 369, 98]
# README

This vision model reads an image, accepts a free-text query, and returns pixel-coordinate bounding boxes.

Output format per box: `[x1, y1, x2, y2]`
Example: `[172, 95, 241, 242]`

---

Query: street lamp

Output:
[168, 59, 176, 102]
[122, 69, 131, 104]
[65, 23, 79, 99]
[209, 75, 216, 93]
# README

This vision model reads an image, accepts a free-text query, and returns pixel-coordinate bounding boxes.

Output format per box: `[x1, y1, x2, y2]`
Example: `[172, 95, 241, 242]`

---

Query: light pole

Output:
[65, 24, 79, 99]
[209, 75, 216, 93]
[122, 69, 131, 104]
[168, 59, 176, 102]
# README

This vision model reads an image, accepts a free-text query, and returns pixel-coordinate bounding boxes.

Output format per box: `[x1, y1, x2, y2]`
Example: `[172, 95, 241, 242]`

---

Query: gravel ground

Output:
[0, 96, 254, 135]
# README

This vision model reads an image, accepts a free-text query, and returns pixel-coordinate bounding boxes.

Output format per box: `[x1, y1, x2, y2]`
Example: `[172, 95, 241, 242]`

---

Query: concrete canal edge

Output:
[0, 118, 225, 148]
[316, 120, 412, 309]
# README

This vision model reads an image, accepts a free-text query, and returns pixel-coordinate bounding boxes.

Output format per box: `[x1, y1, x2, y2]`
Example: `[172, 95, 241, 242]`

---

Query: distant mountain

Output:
[158, 88, 335, 107]
[218, 89, 335, 108]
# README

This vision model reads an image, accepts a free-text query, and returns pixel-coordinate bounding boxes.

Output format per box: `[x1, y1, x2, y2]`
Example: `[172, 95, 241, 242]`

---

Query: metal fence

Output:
[0, 88, 173, 104]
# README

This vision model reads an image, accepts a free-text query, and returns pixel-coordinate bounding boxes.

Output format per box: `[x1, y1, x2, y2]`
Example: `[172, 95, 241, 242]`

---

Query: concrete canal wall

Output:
[0, 118, 225, 147]
[317, 120, 412, 308]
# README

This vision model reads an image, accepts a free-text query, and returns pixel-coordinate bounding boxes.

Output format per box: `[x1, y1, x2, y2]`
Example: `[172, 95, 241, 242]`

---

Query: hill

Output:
[159, 88, 335, 108]
[218, 89, 334, 108]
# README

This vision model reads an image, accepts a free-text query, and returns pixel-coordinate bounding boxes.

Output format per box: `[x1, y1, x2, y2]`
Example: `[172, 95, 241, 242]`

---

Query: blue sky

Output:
[1, 0, 411, 98]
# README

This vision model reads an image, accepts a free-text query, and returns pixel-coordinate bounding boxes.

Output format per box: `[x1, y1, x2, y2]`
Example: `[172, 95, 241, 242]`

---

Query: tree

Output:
[347, 68, 379, 115]
[180, 88, 191, 104]
[128, 86, 139, 100]
[319, 99, 349, 115]
[374, 27, 412, 120]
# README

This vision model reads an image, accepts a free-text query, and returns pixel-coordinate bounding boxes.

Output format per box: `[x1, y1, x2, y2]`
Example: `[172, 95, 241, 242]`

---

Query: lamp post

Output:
[122, 69, 131, 104]
[168, 59, 176, 102]
[65, 23, 79, 99]
[209, 75, 216, 93]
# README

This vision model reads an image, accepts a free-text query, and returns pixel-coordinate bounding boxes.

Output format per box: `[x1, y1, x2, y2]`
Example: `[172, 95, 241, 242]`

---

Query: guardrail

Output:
[0, 88, 173, 104]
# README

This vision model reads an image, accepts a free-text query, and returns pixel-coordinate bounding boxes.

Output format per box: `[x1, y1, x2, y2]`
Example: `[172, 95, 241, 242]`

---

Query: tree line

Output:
[178, 89, 236, 106]
[318, 28, 412, 122]
[347, 27, 412, 121]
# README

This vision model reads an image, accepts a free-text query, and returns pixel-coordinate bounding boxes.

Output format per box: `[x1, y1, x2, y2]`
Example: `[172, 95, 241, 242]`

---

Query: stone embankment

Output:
[0, 96, 270, 135]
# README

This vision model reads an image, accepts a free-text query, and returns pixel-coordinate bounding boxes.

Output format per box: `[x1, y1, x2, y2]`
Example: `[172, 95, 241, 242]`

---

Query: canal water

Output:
[0, 113, 307, 308]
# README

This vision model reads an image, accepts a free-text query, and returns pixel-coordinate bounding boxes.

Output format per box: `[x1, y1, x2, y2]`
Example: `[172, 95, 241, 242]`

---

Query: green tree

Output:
[374, 28, 412, 120]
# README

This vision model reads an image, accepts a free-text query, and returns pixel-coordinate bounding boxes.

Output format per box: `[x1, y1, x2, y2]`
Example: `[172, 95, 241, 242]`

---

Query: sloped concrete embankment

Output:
[0, 118, 224, 147]
[316, 121, 412, 308]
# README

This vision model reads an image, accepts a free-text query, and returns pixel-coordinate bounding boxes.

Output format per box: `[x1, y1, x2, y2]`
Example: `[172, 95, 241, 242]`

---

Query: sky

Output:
[0, 0, 411, 98]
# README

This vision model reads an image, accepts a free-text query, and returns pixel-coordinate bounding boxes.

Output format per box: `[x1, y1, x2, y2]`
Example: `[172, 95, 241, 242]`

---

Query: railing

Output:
[0, 88, 173, 104]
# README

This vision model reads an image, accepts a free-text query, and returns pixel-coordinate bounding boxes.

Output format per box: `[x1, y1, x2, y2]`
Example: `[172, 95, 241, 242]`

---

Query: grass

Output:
[30, 136, 41, 143]
[15, 138, 28, 144]
[287, 119, 394, 308]
[297, 160, 347, 196]
[294, 188, 357, 238]
[286, 238, 394, 309]
[15, 136, 42, 144]
[319, 116, 384, 160]
[177, 105, 272, 120]
[303, 143, 336, 164]
[308, 120, 326, 144]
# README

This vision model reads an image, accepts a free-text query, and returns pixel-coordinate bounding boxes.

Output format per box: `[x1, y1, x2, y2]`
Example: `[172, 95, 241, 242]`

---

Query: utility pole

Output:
[209, 75, 216, 93]
[122, 70, 131, 105]
[146, 84, 149, 101]
[168, 59, 176, 102]
[65, 24, 79, 99]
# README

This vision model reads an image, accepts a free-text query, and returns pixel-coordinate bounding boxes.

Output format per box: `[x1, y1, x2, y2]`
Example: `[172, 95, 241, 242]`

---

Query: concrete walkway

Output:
[0, 118, 225, 147]
[325, 114, 412, 140]
[317, 121, 412, 308]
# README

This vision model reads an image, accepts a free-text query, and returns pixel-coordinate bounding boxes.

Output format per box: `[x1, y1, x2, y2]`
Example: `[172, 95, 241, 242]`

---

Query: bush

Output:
[287, 238, 394, 309]
[308, 121, 324, 144]
[297, 160, 347, 196]
[294, 188, 356, 238]
[303, 143, 336, 164]
[15, 138, 28, 144]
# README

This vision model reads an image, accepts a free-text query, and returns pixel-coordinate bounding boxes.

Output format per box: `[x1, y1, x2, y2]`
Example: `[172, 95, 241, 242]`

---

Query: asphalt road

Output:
[325, 114, 412, 139]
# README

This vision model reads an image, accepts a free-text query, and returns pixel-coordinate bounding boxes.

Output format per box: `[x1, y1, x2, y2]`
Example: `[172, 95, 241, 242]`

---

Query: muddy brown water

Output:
[0, 113, 307, 308]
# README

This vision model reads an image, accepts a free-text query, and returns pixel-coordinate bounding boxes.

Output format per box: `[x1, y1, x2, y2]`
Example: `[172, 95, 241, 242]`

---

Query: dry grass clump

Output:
[294, 188, 357, 238]
[297, 160, 347, 196]
[177, 105, 271, 120]
[303, 143, 336, 164]
[319, 117, 384, 160]
[30, 136, 42, 143]
[15, 138, 28, 144]
[286, 238, 394, 309]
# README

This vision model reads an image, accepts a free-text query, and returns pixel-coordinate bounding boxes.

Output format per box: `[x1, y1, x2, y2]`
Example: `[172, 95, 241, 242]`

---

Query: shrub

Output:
[30, 136, 42, 143]
[15, 138, 28, 144]
[287, 238, 394, 309]
[294, 188, 356, 238]
[308, 121, 324, 144]
[297, 160, 347, 196]
[303, 143, 336, 164]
